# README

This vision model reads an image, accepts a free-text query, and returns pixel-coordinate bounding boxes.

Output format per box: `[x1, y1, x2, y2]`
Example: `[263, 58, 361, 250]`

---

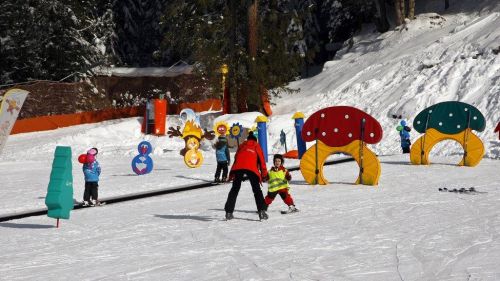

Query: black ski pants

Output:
[214, 161, 229, 180]
[224, 170, 265, 213]
[83, 181, 99, 202]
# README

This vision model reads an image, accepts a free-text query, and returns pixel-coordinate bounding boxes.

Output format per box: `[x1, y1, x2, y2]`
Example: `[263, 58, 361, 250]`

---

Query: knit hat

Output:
[87, 148, 98, 155]
[247, 131, 257, 141]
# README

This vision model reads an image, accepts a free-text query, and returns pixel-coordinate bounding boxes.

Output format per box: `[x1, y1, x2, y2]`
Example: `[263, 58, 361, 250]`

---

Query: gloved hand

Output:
[262, 174, 269, 183]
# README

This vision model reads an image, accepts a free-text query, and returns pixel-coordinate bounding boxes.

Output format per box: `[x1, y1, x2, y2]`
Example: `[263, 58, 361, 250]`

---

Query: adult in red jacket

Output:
[224, 131, 269, 220]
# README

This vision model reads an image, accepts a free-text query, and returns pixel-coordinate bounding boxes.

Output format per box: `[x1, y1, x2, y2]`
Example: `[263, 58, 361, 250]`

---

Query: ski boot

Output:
[258, 210, 268, 221]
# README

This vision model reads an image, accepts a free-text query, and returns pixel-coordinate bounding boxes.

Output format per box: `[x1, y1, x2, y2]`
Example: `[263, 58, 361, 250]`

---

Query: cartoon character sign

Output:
[213, 121, 229, 137]
[0, 88, 29, 155]
[168, 108, 215, 168]
[229, 122, 243, 146]
[131, 141, 154, 175]
[6, 98, 21, 114]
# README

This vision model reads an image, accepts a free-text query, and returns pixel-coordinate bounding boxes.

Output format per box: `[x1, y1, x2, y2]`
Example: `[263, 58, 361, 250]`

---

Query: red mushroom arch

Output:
[299, 106, 383, 185]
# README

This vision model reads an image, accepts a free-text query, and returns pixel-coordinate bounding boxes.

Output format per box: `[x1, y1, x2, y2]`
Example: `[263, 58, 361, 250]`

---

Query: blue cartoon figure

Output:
[396, 120, 412, 154]
[131, 141, 154, 175]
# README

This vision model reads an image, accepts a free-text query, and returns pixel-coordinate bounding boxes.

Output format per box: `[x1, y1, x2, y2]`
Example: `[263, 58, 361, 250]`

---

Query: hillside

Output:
[269, 0, 500, 159]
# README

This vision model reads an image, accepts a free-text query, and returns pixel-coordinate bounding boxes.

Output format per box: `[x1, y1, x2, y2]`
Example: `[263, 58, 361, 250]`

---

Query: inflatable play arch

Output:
[410, 101, 486, 167]
[299, 106, 383, 186]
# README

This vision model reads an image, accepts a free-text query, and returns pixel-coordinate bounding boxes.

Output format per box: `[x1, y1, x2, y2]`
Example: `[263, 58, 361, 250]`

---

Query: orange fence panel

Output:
[10, 99, 221, 135]
[11, 106, 144, 135]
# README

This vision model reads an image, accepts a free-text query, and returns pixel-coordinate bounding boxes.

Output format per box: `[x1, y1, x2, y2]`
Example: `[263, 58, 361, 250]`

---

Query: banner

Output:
[0, 88, 29, 155]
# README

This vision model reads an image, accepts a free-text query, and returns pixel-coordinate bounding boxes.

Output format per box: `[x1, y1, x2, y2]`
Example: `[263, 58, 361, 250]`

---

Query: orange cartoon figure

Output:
[167, 109, 215, 168]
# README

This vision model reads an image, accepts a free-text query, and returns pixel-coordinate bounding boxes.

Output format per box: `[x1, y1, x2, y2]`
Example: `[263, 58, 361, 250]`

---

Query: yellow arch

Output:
[299, 140, 381, 186]
[410, 128, 484, 167]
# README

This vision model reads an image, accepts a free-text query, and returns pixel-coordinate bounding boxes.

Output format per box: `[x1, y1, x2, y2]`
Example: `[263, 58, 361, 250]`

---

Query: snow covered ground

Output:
[1, 0, 500, 279]
[1, 153, 499, 280]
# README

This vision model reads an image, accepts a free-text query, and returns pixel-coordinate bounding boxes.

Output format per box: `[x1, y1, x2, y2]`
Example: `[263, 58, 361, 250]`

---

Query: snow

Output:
[1, 0, 500, 279]
[93, 65, 193, 77]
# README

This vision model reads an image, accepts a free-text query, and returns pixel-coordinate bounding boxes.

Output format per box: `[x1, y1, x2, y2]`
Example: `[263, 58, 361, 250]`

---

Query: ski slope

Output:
[1, 0, 500, 279]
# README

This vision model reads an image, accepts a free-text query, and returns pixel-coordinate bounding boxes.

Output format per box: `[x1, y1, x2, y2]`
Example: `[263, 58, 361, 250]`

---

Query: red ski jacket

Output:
[229, 140, 268, 182]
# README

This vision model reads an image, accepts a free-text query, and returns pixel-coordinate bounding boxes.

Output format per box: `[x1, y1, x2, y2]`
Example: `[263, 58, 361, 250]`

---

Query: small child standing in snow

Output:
[397, 120, 412, 154]
[82, 148, 101, 206]
[214, 135, 230, 183]
[263, 154, 298, 213]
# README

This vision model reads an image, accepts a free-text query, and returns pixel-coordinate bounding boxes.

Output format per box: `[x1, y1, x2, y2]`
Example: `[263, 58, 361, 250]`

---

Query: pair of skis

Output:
[79, 201, 106, 207]
[438, 187, 486, 194]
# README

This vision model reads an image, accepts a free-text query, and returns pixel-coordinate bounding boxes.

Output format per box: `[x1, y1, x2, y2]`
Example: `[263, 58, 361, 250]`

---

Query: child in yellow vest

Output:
[263, 154, 298, 213]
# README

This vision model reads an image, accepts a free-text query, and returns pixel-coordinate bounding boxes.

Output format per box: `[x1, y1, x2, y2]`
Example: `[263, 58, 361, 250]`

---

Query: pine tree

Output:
[161, 0, 302, 113]
[0, 0, 115, 84]
[113, 0, 168, 66]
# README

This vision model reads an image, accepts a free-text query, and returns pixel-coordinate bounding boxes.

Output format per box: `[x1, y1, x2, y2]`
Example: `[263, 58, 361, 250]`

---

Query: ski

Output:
[437, 187, 486, 194]
[280, 208, 300, 215]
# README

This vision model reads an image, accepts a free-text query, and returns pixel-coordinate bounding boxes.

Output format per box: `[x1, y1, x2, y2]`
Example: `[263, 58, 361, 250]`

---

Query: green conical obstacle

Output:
[45, 146, 74, 220]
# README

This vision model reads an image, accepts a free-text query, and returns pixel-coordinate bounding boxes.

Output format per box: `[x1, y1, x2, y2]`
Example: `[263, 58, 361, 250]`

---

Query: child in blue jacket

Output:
[214, 136, 230, 183]
[397, 120, 412, 153]
[82, 148, 101, 206]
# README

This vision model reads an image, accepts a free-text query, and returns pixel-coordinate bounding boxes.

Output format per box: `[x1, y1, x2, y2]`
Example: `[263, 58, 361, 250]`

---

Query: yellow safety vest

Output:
[268, 169, 289, 192]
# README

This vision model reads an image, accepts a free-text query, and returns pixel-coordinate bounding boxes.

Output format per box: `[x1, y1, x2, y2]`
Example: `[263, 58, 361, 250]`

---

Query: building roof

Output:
[94, 65, 193, 78]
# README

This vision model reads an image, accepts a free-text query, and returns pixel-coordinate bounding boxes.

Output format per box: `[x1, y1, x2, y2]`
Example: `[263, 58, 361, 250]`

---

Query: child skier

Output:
[214, 134, 230, 183]
[263, 154, 298, 214]
[82, 148, 102, 206]
[397, 120, 412, 154]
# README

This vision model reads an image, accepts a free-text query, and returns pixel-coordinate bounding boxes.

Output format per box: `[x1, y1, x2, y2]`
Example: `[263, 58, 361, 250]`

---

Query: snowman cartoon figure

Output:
[131, 141, 154, 175]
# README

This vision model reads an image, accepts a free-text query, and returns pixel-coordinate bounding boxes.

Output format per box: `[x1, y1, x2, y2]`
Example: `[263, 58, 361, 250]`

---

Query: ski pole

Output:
[359, 118, 366, 185]
[421, 112, 431, 164]
[314, 128, 319, 185]
[463, 109, 471, 166]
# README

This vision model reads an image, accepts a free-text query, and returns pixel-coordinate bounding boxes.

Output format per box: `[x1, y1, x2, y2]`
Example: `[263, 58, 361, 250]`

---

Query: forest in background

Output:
[0, 0, 446, 112]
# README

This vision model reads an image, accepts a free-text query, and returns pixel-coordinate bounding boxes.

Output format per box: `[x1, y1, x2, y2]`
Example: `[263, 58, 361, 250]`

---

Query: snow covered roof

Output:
[94, 65, 193, 77]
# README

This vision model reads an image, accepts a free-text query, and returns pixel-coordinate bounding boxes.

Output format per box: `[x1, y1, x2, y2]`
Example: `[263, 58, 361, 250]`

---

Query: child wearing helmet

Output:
[396, 120, 412, 153]
[263, 154, 298, 213]
[82, 147, 101, 206]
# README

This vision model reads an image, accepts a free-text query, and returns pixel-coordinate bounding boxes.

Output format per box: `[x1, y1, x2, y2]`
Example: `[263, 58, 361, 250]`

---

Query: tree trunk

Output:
[394, 0, 403, 26]
[400, 0, 406, 20]
[228, 0, 238, 113]
[248, 0, 258, 58]
[408, 0, 415, 19]
[445, 0, 450, 10]
[242, 0, 262, 113]
[374, 0, 390, 32]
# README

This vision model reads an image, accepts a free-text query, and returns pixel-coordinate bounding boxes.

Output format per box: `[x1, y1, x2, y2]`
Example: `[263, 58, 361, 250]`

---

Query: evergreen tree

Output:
[161, 0, 302, 113]
[0, 0, 115, 84]
[113, 0, 169, 66]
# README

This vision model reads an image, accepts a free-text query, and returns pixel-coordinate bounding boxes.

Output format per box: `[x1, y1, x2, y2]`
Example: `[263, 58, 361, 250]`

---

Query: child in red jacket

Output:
[264, 154, 298, 213]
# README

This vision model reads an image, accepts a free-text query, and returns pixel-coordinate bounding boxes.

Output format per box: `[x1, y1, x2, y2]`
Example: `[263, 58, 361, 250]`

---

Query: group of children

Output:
[78, 118, 416, 218]
[78, 132, 296, 214]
